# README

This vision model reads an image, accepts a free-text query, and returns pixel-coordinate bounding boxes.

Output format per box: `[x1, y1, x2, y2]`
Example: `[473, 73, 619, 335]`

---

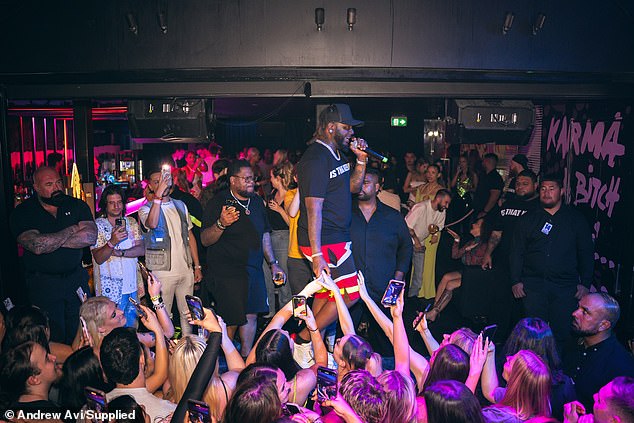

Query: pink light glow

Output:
[124, 197, 148, 216]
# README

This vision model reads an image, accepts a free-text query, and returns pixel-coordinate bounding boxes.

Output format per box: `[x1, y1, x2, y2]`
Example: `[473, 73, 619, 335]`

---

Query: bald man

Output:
[10, 166, 97, 343]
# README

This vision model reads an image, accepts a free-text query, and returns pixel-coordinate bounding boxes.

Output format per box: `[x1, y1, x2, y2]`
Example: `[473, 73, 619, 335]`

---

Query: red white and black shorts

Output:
[300, 241, 359, 302]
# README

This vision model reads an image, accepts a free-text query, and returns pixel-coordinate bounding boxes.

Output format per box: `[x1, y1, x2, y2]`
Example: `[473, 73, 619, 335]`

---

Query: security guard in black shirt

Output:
[10, 166, 97, 343]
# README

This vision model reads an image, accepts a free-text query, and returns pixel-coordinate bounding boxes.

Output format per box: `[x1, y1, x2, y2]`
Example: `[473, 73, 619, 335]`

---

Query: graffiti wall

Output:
[542, 102, 633, 332]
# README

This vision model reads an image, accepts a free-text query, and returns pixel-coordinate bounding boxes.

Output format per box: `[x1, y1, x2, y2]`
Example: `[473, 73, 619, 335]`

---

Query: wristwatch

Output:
[269, 259, 279, 267]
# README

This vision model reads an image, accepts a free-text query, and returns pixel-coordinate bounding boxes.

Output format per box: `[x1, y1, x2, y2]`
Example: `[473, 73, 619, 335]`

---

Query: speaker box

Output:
[128, 99, 209, 143]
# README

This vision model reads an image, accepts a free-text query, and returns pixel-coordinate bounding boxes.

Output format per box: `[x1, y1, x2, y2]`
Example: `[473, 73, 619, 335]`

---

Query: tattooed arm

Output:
[61, 221, 97, 249]
[481, 230, 502, 270]
[17, 226, 78, 255]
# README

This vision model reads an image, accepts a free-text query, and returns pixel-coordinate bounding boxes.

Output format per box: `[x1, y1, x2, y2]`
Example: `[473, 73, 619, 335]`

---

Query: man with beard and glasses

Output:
[405, 189, 452, 299]
[294, 104, 368, 350]
[563, 293, 634, 412]
[481, 169, 540, 338]
[10, 166, 97, 343]
[349, 168, 412, 365]
[201, 159, 285, 357]
[510, 175, 594, 353]
[139, 167, 203, 335]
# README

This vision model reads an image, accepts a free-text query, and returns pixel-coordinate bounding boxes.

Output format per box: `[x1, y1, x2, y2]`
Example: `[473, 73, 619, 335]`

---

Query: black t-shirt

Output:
[171, 187, 205, 256]
[203, 189, 271, 270]
[297, 141, 352, 246]
[10, 196, 94, 274]
[492, 195, 540, 267]
[266, 200, 288, 231]
[473, 169, 504, 213]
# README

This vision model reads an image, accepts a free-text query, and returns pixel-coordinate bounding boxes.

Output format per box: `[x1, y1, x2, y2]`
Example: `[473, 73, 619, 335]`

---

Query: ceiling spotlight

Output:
[315, 8, 325, 31]
[532, 13, 546, 35]
[347, 8, 356, 31]
[126, 13, 138, 35]
[158, 12, 167, 34]
[502, 12, 514, 35]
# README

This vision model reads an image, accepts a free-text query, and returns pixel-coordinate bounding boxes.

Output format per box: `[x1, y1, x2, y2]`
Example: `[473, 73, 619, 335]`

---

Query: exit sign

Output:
[391, 116, 408, 127]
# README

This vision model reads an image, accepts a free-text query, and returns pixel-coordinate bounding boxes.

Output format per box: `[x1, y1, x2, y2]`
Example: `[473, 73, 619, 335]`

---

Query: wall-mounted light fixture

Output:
[502, 12, 514, 35]
[347, 8, 356, 31]
[126, 13, 138, 35]
[158, 12, 168, 34]
[315, 8, 325, 31]
[532, 13, 546, 35]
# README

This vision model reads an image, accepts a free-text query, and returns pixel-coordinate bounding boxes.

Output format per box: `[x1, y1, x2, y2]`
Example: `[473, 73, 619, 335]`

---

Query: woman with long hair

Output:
[167, 316, 244, 422]
[246, 281, 327, 405]
[57, 346, 111, 412]
[223, 373, 283, 423]
[486, 318, 575, 419]
[423, 380, 485, 423]
[482, 350, 552, 422]
[425, 217, 491, 322]
[423, 344, 471, 391]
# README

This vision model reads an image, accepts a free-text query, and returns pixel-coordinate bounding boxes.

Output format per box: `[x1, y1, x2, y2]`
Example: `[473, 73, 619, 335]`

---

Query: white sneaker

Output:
[293, 340, 315, 369]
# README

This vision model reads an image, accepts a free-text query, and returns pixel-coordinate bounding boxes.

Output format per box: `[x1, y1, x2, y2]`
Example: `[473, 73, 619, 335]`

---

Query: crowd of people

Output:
[2, 103, 634, 423]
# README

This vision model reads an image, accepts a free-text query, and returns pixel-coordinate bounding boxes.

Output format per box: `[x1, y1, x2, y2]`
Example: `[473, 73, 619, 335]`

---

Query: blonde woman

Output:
[483, 349, 552, 422]
[167, 316, 244, 422]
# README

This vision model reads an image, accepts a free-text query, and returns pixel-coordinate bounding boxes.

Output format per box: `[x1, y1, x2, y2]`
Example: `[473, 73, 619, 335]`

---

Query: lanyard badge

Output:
[541, 222, 553, 235]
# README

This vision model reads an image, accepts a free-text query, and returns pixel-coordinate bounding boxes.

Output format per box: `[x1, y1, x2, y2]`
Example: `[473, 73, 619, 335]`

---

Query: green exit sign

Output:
[391, 116, 408, 127]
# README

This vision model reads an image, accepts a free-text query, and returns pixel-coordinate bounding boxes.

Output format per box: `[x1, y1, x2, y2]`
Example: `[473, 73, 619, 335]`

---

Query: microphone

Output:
[351, 139, 388, 163]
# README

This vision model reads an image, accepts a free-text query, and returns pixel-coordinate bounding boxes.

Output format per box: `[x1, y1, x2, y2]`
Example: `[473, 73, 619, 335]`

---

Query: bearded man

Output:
[10, 166, 97, 343]
[201, 159, 285, 357]
[510, 175, 594, 352]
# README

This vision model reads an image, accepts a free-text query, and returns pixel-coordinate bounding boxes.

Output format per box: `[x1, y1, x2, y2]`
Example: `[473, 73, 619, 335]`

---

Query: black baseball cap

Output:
[319, 104, 364, 127]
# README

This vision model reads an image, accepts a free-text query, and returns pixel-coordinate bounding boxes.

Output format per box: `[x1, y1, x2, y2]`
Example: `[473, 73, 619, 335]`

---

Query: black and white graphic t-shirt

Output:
[297, 140, 352, 246]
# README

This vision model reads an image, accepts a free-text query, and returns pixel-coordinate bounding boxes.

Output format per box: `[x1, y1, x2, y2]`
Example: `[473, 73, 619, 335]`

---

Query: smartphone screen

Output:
[138, 261, 150, 279]
[128, 297, 147, 319]
[76, 287, 87, 303]
[284, 403, 302, 415]
[381, 280, 405, 307]
[292, 295, 307, 318]
[84, 387, 107, 413]
[224, 198, 238, 211]
[187, 399, 211, 423]
[186, 295, 205, 321]
[316, 366, 338, 402]
[481, 324, 498, 342]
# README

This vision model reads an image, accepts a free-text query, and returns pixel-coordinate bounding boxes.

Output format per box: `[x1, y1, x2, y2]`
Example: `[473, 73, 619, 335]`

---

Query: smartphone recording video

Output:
[187, 399, 211, 423]
[292, 295, 307, 318]
[481, 324, 498, 342]
[115, 217, 126, 228]
[186, 295, 205, 321]
[84, 387, 107, 413]
[316, 366, 338, 402]
[128, 297, 147, 319]
[381, 280, 405, 307]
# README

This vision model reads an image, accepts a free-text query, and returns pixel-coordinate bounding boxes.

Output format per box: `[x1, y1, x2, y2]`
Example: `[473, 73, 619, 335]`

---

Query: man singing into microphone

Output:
[294, 104, 368, 360]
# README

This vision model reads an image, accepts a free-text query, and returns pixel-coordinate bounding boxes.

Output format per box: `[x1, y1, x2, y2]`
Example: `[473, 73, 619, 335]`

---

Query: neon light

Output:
[63, 120, 69, 176]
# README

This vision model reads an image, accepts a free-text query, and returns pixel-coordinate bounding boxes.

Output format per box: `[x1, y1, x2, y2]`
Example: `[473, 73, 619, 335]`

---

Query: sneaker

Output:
[293, 340, 315, 369]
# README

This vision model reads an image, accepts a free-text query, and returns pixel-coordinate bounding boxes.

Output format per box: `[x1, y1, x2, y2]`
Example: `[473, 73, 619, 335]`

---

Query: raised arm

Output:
[390, 290, 410, 378]
[318, 272, 355, 335]
[201, 205, 239, 246]
[147, 273, 175, 338]
[246, 279, 323, 365]
[348, 142, 368, 194]
[480, 342, 499, 403]
[140, 305, 168, 393]
[358, 274, 429, 386]
[219, 317, 245, 373]
[414, 312, 441, 355]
